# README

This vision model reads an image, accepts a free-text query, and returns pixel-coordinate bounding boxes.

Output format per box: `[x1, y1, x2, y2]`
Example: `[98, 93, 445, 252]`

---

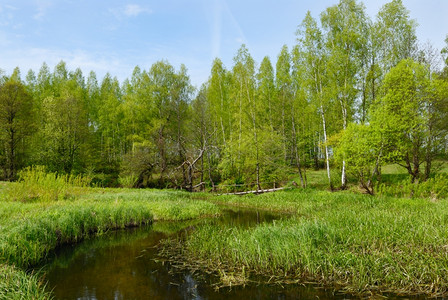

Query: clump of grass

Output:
[118, 175, 138, 188]
[0, 200, 154, 268]
[377, 173, 448, 199]
[164, 190, 448, 297]
[5, 166, 92, 202]
[0, 264, 52, 300]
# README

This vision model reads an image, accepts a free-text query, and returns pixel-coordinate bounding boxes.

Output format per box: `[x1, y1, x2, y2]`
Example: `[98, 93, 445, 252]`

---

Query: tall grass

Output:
[0, 187, 219, 299]
[0, 264, 52, 300]
[4, 166, 92, 202]
[166, 190, 448, 297]
[0, 189, 219, 268]
[377, 173, 448, 199]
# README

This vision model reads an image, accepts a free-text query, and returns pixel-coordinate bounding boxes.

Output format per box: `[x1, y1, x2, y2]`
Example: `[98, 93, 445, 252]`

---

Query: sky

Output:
[0, 0, 447, 88]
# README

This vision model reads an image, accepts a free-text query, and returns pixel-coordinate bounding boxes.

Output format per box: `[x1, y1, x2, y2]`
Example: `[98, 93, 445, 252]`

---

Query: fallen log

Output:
[218, 187, 285, 196]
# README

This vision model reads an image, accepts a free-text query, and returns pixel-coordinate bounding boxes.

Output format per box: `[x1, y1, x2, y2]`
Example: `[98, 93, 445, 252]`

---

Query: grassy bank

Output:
[164, 190, 448, 297]
[0, 186, 219, 299]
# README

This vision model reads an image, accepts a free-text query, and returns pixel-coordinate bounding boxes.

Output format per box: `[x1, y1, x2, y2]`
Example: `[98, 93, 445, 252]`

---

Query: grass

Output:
[0, 189, 219, 268]
[0, 183, 219, 299]
[0, 264, 51, 300]
[2, 163, 448, 298]
[163, 190, 448, 297]
[4, 166, 92, 202]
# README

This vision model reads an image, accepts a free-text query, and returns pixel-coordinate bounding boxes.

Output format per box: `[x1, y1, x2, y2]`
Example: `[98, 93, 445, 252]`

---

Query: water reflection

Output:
[41, 209, 354, 299]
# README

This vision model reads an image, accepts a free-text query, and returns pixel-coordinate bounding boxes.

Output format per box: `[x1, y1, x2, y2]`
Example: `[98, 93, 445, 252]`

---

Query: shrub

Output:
[5, 166, 91, 202]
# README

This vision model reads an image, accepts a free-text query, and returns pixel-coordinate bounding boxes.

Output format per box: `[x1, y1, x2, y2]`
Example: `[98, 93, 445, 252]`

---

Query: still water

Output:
[41, 209, 354, 300]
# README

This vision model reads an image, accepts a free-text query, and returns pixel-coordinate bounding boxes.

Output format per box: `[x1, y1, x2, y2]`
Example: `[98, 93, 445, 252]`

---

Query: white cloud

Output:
[108, 4, 151, 23]
[124, 4, 151, 17]
[0, 4, 17, 27]
[33, 0, 53, 21]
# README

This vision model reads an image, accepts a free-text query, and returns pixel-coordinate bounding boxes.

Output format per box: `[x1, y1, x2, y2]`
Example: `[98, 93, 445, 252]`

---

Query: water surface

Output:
[41, 209, 355, 299]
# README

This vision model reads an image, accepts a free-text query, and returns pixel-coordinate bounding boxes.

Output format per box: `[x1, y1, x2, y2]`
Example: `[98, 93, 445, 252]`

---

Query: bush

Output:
[5, 166, 91, 202]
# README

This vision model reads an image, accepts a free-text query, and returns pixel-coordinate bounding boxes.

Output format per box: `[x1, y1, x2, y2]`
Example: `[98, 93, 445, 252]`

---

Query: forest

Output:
[1, 0, 448, 194]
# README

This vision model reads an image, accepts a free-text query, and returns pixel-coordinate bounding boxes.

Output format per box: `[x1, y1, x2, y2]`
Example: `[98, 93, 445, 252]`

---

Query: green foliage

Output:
[118, 174, 138, 188]
[0, 77, 35, 181]
[333, 123, 383, 194]
[0, 0, 446, 191]
[375, 0, 417, 73]
[370, 58, 447, 181]
[5, 166, 91, 202]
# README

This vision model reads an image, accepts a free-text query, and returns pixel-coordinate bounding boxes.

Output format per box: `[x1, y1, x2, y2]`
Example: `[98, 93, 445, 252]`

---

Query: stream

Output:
[40, 208, 355, 299]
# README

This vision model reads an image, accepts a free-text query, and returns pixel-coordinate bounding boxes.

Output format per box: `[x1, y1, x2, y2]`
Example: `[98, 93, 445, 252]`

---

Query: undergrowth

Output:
[4, 166, 92, 202]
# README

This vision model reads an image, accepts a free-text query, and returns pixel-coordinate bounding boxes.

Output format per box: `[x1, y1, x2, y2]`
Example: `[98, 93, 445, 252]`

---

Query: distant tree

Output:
[441, 34, 448, 78]
[224, 45, 259, 186]
[296, 11, 334, 189]
[190, 85, 215, 189]
[206, 58, 232, 177]
[276, 45, 306, 187]
[321, 0, 369, 189]
[37, 63, 90, 173]
[333, 123, 383, 195]
[370, 59, 447, 183]
[375, 0, 417, 75]
[121, 61, 193, 188]
[0, 69, 34, 180]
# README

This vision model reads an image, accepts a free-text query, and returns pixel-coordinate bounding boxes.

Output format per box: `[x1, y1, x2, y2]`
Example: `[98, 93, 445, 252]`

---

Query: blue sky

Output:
[0, 0, 447, 88]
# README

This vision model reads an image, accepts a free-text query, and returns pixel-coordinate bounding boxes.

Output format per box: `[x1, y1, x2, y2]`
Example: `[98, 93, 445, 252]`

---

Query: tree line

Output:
[1, 0, 447, 192]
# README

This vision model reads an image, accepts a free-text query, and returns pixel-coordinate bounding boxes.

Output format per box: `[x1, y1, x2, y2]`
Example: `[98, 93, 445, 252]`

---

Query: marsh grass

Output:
[0, 264, 51, 300]
[0, 186, 219, 299]
[163, 190, 448, 297]
[0, 189, 219, 268]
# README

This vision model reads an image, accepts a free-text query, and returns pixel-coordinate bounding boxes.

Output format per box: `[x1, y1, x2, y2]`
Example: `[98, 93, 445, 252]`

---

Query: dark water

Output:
[41, 209, 354, 300]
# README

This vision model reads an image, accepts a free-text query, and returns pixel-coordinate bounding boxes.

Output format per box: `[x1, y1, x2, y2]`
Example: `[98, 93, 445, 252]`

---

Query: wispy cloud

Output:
[223, 1, 247, 47]
[0, 4, 17, 27]
[110, 4, 151, 21]
[124, 4, 151, 17]
[33, 0, 53, 21]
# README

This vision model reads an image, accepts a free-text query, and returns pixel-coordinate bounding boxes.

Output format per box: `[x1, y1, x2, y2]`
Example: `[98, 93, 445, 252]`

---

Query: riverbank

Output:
[0, 187, 219, 299]
[163, 189, 448, 297]
[2, 183, 448, 298]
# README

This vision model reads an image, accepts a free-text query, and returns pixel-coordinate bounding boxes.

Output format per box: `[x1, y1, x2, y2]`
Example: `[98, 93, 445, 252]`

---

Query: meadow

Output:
[1, 165, 448, 298]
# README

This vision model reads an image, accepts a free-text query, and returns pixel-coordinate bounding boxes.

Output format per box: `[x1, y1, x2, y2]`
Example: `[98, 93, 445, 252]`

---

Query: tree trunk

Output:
[8, 128, 15, 181]
[291, 106, 305, 188]
[321, 106, 333, 190]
